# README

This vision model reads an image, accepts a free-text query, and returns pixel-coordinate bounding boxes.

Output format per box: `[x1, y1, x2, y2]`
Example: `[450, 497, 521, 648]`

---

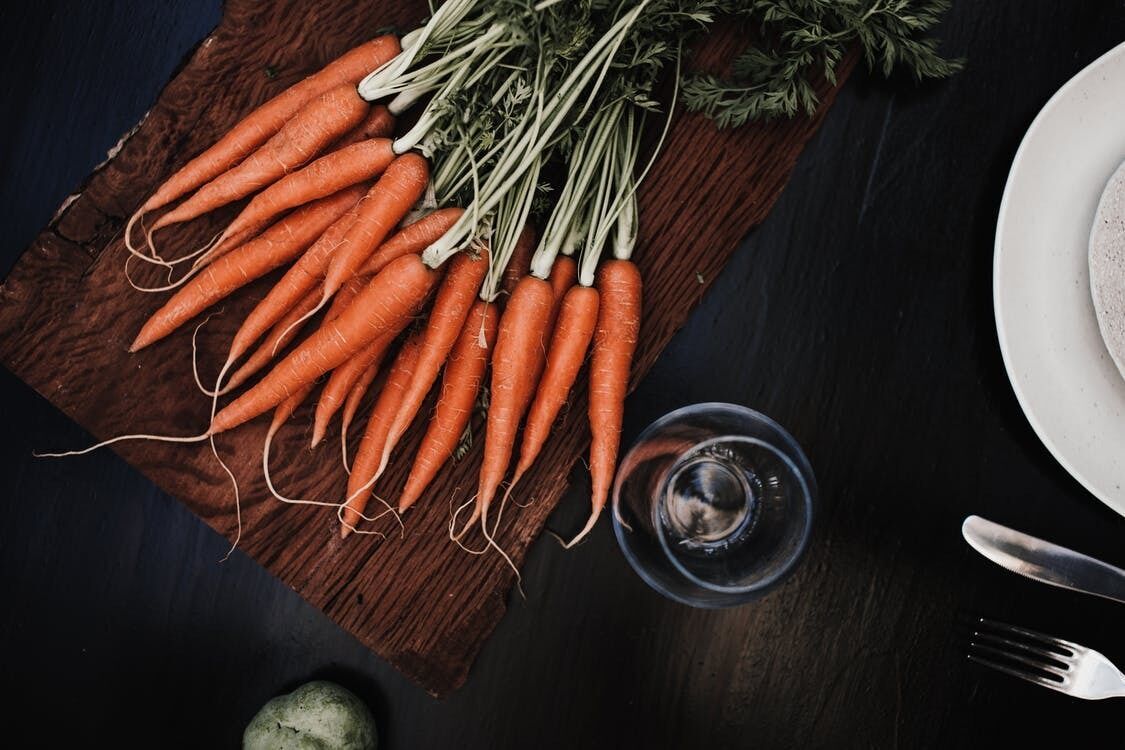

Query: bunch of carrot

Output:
[82, 28, 645, 556]
[41, 0, 960, 571]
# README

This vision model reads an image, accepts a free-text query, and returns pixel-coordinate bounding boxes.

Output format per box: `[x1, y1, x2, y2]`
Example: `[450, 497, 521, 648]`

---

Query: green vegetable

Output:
[242, 681, 377, 750]
[355, 0, 961, 285]
[680, 0, 965, 127]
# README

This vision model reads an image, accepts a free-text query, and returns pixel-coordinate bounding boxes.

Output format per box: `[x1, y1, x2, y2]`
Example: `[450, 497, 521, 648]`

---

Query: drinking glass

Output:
[612, 403, 816, 608]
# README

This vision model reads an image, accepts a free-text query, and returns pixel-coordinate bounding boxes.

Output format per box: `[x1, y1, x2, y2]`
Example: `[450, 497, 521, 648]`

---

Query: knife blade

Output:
[961, 515, 1125, 604]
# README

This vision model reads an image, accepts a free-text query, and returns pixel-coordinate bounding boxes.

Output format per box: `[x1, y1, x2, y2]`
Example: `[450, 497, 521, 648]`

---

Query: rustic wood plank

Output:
[0, 0, 850, 696]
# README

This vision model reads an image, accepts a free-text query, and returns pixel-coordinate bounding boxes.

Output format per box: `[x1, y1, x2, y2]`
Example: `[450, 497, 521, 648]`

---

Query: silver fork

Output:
[968, 618, 1125, 699]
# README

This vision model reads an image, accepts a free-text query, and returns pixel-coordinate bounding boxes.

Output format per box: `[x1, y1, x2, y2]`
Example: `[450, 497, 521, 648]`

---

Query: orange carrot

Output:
[334, 104, 396, 148]
[135, 36, 398, 217]
[321, 153, 430, 301]
[311, 315, 409, 448]
[224, 199, 447, 386]
[221, 287, 321, 394]
[200, 105, 395, 265]
[380, 248, 489, 466]
[342, 332, 424, 537]
[270, 381, 317, 436]
[469, 276, 553, 530]
[508, 285, 599, 489]
[322, 273, 372, 316]
[224, 200, 360, 368]
[399, 300, 497, 513]
[129, 185, 363, 351]
[547, 255, 578, 315]
[210, 254, 436, 434]
[340, 357, 381, 441]
[523, 253, 579, 389]
[261, 380, 319, 507]
[223, 273, 369, 395]
[358, 207, 463, 276]
[206, 138, 396, 262]
[149, 84, 369, 236]
[500, 225, 536, 300]
[573, 259, 641, 546]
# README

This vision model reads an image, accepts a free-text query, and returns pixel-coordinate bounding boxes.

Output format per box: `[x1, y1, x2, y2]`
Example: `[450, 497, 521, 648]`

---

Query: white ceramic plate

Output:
[995, 41, 1125, 516]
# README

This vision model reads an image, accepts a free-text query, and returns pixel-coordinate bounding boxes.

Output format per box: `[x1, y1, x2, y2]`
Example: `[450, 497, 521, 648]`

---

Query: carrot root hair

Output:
[211, 433, 243, 562]
[262, 424, 383, 533]
[274, 294, 329, 356]
[124, 207, 169, 266]
[336, 470, 405, 539]
[33, 430, 209, 458]
[480, 500, 524, 599]
[123, 230, 221, 294]
[449, 500, 481, 542]
[190, 312, 230, 398]
[560, 509, 602, 549]
[448, 496, 487, 554]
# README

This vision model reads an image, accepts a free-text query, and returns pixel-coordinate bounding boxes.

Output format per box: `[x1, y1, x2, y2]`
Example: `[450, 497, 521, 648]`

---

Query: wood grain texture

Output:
[0, 0, 849, 695]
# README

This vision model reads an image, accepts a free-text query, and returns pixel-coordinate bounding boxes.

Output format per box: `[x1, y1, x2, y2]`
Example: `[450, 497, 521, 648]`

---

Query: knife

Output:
[961, 515, 1125, 604]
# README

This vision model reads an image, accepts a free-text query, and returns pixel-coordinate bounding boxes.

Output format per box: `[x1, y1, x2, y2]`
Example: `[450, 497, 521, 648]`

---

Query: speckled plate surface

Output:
[994, 41, 1125, 516]
[1090, 159, 1125, 381]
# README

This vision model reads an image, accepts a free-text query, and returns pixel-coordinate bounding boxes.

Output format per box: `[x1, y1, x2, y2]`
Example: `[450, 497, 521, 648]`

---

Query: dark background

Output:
[3, 1, 1125, 747]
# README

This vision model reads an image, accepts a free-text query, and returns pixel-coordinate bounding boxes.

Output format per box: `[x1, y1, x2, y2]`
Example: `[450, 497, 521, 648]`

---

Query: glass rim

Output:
[611, 402, 817, 608]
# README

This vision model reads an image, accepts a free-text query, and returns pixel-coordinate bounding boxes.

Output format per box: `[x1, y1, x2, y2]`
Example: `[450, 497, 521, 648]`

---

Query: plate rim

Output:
[993, 40, 1125, 517]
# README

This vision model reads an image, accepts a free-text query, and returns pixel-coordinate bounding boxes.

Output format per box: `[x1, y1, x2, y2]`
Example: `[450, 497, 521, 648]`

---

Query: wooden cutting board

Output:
[0, 0, 850, 696]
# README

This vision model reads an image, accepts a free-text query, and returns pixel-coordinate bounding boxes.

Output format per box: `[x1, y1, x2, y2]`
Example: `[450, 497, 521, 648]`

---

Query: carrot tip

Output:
[562, 508, 602, 549]
[339, 525, 352, 540]
[450, 506, 480, 542]
[128, 331, 151, 352]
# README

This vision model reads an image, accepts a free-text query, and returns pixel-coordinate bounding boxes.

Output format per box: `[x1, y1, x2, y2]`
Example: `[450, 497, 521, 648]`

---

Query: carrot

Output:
[224, 200, 360, 369]
[380, 247, 489, 466]
[523, 253, 579, 390]
[571, 259, 641, 547]
[311, 316, 407, 448]
[500, 225, 536, 300]
[465, 276, 553, 533]
[507, 284, 599, 491]
[232, 274, 370, 422]
[334, 104, 396, 148]
[358, 207, 464, 276]
[221, 287, 321, 394]
[341, 357, 381, 441]
[547, 255, 579, 315]
[321, 153, 431, 301]
[199, 105, 395, 265]
[133, 36, 398, 219]
[215, 277, 368, 404]
[271, 382, 317, 436]
[399, 300, 497, 513]
[342, 332, 424, 537]
[225, 199, 446, 386]
[335, 204, 451, 415]
[230, 255, 359, 375]
[203, 138, 396, 264]
[148, 84, 369, 239]
[210, 254, 436, 434]
[262, 380, 326, 511]
[129, 185, 363, 351]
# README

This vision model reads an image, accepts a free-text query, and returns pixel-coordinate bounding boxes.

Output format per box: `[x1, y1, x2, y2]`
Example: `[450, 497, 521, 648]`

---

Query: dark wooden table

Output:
[3, 2, 1125, 747]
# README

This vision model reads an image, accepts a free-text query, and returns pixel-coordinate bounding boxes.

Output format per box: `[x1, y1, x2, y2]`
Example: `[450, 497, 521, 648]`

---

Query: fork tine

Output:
[972, 632, 1073, 670]
[967, 653, 1070, 695]
[977, 618, 1080, 654]
[968, 640, 1070, 678]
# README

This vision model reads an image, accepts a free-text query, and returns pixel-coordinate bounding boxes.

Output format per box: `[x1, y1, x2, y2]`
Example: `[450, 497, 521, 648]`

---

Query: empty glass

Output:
[612, 403, 816, 608]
